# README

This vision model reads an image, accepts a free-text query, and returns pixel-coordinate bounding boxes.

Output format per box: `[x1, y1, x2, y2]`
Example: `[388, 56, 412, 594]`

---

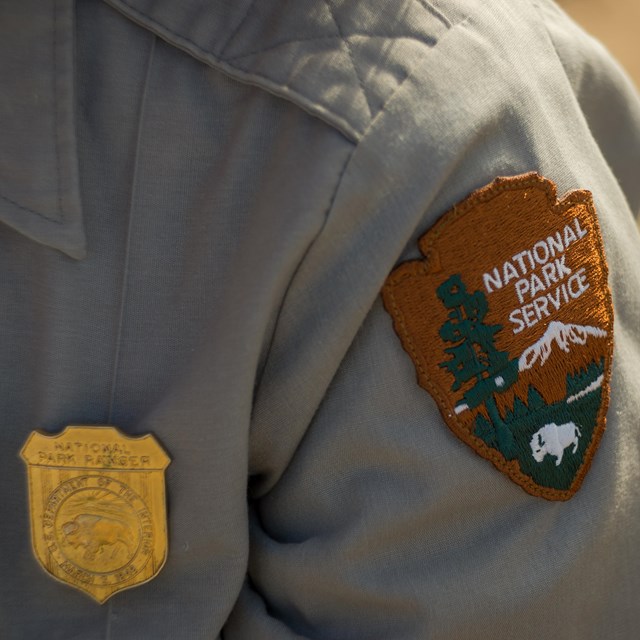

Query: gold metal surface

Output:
[20, 426, 170, 603]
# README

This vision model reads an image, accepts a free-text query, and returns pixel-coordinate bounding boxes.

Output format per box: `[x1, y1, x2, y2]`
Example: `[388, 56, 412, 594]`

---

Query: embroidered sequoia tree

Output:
[437, 274, 519, 458]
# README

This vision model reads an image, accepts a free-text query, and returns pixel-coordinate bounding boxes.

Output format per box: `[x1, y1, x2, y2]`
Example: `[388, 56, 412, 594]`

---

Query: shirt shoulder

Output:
[104, 0, 473, 141]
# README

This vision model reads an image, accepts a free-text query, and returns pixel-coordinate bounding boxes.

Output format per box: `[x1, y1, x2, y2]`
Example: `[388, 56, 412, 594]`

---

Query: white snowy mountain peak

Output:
[518, 321, 607, 371]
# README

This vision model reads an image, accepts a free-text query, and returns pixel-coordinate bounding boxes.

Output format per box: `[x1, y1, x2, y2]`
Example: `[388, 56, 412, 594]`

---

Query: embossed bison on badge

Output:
[62, 514, 136, 562]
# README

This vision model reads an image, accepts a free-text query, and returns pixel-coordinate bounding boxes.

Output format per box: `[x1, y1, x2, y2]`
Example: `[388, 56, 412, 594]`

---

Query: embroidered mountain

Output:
[518, 322, 608, 371]
[432, 274, 610, 492]
[381, 173, 614, 499]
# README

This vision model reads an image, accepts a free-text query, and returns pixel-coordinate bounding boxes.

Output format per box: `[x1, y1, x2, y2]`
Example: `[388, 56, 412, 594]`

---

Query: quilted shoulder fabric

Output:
[105, 0, 471, 140]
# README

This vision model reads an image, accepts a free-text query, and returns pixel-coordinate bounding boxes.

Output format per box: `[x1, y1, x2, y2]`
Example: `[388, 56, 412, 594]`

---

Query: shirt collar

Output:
[0, 0, 85, 259]
[0, 0, 456, 260]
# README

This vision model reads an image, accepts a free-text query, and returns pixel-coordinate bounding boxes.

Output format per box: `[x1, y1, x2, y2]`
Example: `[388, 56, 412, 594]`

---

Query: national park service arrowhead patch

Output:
[382, 173, 614, 500]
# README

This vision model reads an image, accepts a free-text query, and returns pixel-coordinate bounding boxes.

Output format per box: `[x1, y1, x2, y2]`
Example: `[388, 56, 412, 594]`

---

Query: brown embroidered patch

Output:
[382, 173, 613, 500]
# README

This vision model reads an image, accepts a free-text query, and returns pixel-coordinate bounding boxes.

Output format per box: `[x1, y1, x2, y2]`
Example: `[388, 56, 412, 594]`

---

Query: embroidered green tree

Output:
[437, 274, 518, 458]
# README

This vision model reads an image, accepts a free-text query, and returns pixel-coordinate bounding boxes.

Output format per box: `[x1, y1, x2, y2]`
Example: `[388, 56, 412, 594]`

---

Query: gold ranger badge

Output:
[20, 426, 170, 603]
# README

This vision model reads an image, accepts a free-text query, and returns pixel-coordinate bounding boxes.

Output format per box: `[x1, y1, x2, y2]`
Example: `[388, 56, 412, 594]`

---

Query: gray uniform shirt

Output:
[2, 0, 640, 638]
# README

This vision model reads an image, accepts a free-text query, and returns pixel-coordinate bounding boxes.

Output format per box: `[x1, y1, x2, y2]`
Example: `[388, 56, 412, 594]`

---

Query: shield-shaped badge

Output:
[382, 173, 613, 500]
[20, 426, 170, 602]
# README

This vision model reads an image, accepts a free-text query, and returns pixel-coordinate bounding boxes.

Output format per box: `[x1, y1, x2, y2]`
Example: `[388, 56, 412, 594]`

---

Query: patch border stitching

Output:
[382, 172, 614, 500]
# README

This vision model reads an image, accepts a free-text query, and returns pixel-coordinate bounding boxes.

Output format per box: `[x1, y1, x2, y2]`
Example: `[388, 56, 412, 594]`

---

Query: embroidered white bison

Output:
[530, 422, 582, 466]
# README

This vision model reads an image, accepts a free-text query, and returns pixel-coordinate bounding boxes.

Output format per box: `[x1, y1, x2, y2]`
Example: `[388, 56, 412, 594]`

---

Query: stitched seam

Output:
[359, 10, 474, 141]
[359, 69, 410, 141]
[253, 140, 357, 391]
[0, 191, 63, 224]
[110, 0, 450, 63]
[324, 0, 373, 119]
[52, 0, 64, 218]
[414, 0, 452, 28]
[219, 0, 258, 56]
[104, 601, 113, 640]
[53, 0, 64, 218]
[106, 34, 156, 425]
[226, 33, 439, 63]
[252, 138, 357, 486]
[106, 0, 458, 139]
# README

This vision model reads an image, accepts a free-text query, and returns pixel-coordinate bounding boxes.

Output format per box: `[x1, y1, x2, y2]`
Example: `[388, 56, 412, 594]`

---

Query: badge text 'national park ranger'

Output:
[382, 173, 613, 500]
[21, 426, 170, 602]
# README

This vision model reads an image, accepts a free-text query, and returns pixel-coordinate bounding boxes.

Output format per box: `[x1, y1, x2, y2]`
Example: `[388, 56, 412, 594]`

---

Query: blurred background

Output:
[558, 0, 640, 89]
